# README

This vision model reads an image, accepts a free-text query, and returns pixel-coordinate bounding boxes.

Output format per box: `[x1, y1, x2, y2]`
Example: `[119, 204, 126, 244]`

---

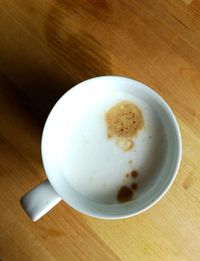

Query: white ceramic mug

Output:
[21, 76, 182, 221]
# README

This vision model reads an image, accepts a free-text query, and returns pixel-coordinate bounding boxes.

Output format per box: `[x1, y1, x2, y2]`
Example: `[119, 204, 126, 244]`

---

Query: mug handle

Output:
[20, 180, 62, 221]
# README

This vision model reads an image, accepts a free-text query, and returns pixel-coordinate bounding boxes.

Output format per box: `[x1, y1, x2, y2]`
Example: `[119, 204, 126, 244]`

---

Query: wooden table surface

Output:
[0, 0, 200, 260]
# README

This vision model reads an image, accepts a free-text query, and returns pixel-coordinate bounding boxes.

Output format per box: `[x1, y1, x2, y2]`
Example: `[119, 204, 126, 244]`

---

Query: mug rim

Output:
[41, 76, 182, 219]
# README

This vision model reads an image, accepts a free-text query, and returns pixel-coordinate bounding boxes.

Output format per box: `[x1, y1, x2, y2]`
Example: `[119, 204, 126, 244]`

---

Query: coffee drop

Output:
[130, 170, 138, 178]
[131, 183, 138, 190]
[117, 186, 133, 203]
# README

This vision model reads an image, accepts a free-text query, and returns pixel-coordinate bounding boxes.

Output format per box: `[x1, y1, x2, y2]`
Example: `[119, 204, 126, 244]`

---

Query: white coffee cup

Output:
[21, 76, 182, 221]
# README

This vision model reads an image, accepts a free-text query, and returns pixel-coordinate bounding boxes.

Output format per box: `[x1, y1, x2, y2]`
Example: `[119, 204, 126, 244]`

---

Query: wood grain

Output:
[0, 1, 200, 260]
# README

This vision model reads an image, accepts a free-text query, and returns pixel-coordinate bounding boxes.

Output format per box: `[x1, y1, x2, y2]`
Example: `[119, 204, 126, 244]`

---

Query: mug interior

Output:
[41, 76, 181, 219]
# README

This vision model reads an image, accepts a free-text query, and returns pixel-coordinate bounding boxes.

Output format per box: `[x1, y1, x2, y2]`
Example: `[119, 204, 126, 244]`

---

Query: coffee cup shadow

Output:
[14, 29, 112, 128]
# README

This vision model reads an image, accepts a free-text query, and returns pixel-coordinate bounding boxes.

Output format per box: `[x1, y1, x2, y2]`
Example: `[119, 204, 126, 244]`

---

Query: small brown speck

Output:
[131, 170, 138, 178]
[149, 136, 152, 139]
[128, 160, 133, 164]
[131, 183, 138, 190]
[125, 173, 129, 178]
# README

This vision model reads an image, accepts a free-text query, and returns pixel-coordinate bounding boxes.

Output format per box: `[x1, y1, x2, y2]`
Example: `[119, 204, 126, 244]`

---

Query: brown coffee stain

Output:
[105, 101, 144, 138]
[105, 101, 143, 152]
[131, 170, 138, 178]
[117, 186, 133, 203]
[118, 170, 139, 202]
[131, 183, 138, 190]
